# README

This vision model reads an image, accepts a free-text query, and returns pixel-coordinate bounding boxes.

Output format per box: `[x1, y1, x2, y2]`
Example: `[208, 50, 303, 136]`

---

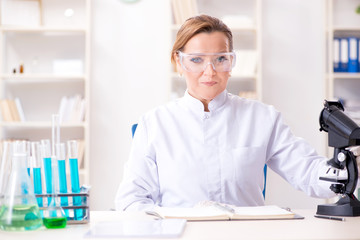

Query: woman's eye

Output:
[190, 57, 203, 63]
[216, 56, 228, 63]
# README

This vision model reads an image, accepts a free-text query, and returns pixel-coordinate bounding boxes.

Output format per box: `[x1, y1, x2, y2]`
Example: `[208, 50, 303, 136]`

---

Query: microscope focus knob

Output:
[337, 152, 347, 162]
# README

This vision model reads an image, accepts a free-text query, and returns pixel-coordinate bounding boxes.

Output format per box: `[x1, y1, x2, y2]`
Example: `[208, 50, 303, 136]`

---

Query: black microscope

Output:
[317, 100, 360, 216]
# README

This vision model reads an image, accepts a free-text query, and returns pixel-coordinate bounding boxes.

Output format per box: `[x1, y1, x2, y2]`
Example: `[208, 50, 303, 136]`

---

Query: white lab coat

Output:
[115, 90, 334, 211]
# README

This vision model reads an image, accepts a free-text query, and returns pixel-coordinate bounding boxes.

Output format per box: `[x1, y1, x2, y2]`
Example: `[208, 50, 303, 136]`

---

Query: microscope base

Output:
[316, 194, 360, 216]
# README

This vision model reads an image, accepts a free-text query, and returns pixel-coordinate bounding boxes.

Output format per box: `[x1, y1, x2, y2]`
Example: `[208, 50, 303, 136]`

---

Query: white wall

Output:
[262, 0, 327, 209]
[90, 0, 329, 210]
[90, 0, 171, 210]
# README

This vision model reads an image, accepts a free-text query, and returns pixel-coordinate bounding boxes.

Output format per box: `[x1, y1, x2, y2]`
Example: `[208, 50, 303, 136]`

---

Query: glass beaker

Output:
[0, 141, 42, 231]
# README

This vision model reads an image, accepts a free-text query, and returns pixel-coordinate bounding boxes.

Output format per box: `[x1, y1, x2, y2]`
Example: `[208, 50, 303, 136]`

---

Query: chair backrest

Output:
[131, 123, 267, 199]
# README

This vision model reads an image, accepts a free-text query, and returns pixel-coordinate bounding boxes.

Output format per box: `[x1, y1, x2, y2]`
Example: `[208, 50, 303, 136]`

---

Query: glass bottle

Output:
[0, 141, 42, 231]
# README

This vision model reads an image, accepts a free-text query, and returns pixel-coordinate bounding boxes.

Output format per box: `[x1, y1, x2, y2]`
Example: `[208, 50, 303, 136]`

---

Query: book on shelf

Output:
[171, 0, 198, 25]
[147, 205, 296, 221]
[58, 95, 86, 123]
[0, 98, 25, 122]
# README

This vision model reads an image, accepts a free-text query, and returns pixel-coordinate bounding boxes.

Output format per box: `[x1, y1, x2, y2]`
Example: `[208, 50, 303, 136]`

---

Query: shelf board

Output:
[0, 26, 87, 33]
[332, 26, 360, 32]
[330, 73, 360, 79]
[1, 74, 85, 83]
[0, 121, 86, 128]
[170, 24, 256, 32]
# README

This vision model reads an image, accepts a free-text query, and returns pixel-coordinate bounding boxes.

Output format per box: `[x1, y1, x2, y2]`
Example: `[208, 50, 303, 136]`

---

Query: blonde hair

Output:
[171, 14, 233, 66]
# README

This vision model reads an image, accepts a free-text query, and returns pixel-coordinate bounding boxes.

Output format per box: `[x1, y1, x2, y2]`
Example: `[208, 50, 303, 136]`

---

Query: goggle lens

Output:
[178, 51, 236, 73]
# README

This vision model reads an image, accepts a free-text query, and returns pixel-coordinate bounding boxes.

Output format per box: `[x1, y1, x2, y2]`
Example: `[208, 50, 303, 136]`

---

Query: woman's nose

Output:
[203, 62, 216, 75]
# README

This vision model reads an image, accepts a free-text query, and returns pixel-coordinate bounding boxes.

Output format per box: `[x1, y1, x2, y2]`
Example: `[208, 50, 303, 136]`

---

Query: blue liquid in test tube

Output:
[70, 158, 82, 219]
[31, 142, 43, 210]
[33, 167, 43, 206]
[41, 140, 53, 205]
[43, 157, 53, 204]
[57, 143, 69, 216]
[68, 140, 83, 220]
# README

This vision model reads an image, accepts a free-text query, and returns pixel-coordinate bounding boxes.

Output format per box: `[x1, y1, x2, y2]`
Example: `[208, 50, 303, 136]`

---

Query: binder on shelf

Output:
[358, 38, 360, 71]
[333, 38, 340, 72]
[348, 37, 359, 73]
[340, 38, 348, 72]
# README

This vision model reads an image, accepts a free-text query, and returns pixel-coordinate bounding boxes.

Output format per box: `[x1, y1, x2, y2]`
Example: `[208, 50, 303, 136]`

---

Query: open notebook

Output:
[147, 205, 297, 221]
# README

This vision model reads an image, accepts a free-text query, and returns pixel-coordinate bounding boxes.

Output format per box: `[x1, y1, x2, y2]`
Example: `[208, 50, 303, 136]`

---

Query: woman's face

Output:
[177, 31, 231, 105]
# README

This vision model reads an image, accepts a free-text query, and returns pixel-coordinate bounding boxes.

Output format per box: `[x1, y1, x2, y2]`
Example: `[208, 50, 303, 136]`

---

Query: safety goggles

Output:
[177, 51, 236, 73]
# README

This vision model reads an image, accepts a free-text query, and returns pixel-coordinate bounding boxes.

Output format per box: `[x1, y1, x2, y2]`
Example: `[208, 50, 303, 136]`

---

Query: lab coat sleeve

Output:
[114, 117, 160, 211]
[265, 110, 335, 199]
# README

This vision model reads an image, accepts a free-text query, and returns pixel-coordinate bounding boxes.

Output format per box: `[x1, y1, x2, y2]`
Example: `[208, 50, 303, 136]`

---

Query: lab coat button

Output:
[203, 114, 209, 119]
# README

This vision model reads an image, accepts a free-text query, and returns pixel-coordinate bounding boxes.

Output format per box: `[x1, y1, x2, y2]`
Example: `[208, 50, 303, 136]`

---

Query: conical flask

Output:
[0, 141, 42, 231]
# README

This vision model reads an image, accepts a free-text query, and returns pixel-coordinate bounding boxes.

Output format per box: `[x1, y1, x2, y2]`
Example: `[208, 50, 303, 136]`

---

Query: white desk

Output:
[0, 210, 360, 240]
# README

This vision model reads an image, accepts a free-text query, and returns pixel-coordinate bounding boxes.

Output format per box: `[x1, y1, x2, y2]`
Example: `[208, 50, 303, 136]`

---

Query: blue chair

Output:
[131, 123, 267, 199]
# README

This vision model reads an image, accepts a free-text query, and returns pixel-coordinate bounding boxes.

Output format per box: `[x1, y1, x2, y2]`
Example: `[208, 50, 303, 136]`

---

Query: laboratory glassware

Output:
[42, 114, 67, 229]
[56, 143, 68, 216]
[0, 141, 42, 231]
[30, 142, 43, 207]
[67, 140, 83, 220]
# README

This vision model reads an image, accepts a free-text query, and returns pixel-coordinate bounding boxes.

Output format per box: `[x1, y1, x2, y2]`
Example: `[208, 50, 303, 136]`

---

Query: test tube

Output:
[24, 141, 31, 177]
[0, 141, 12, 203]
[67, 140, 82, 220]
[56, 143, 68, 216]
[31, 142, 43, 207]
[40, 139, 52, 205]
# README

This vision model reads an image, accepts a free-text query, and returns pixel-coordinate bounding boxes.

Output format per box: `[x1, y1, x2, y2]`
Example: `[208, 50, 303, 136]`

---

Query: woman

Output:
[114, 15, 344, 211]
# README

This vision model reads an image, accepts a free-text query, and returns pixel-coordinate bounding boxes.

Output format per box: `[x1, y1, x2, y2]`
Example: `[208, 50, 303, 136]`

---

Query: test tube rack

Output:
[35, 191, 90, 224]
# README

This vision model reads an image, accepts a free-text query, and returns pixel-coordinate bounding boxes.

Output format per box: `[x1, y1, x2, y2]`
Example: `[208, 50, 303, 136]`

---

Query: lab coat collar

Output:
[181, 89, 228, 114]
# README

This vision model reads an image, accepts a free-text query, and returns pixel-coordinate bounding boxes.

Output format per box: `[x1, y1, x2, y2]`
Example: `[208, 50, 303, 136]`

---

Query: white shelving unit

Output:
[169, 0, 262, 101]
[325, 0, 360, 199]
[0, 0, 91, 185]
[325, 0, 360, 124]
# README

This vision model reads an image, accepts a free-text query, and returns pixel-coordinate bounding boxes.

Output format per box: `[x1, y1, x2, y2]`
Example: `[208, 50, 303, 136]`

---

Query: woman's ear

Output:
[175, 55, 183, 76]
